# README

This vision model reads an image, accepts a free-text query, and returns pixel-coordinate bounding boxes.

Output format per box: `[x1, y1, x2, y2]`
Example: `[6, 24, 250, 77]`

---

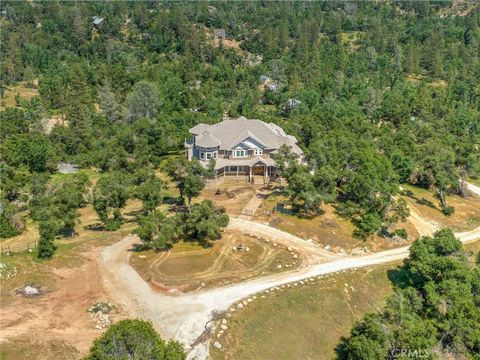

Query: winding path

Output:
[100, 183, 480, 359]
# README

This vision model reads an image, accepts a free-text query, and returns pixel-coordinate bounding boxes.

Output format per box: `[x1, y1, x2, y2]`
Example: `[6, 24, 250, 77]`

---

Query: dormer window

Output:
[233, 150, 248, 158]
[254, 148, 263, 155]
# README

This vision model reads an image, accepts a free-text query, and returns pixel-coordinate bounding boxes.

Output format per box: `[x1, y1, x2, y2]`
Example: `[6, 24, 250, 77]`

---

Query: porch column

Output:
[249, 166, 252, 183]
[236, 166, 239, 182]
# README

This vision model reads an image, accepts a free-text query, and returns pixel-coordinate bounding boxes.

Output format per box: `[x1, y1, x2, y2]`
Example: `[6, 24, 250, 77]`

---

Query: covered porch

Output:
[205, 156, 279, 184]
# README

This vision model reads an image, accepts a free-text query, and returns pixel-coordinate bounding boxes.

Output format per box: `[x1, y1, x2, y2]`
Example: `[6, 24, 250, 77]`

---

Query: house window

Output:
[233, 150, 247, 158]
[254, 148, 263, 155]
[202, 151, 217, 160]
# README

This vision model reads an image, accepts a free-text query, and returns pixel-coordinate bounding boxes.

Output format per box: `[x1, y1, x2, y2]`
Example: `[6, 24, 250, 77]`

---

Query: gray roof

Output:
[57, 162, 79, 174]
[92, 16, 104, 26]
[213, 28, 226, 38]
[189, 117, 303, 155]
[196, 132, 221, 148]
[189, 123, 211, 135]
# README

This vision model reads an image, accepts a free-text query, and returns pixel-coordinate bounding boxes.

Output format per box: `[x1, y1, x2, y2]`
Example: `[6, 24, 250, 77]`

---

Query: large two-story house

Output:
[185, 116, 303, 183]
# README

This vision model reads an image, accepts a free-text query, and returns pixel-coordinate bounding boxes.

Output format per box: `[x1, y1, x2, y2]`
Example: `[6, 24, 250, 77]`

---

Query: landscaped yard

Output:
[400, 184, 480, 232]
[129, 229, 300, 293]
[210, 264, 396, 360]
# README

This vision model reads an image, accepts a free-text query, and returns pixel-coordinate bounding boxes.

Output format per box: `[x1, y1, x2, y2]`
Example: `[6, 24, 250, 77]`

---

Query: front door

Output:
[253, 165, 264, 175]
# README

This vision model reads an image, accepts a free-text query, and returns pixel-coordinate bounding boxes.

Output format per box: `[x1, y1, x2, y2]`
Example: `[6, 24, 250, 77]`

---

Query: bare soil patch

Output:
[0, 244, 128, 360]
[198, 183, 261, 216]
[213, 38, 242, 49]
[129, 229, 301, 293]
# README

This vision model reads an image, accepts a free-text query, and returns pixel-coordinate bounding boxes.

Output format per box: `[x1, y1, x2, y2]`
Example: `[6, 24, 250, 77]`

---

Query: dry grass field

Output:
[211, 240, 480, 360]
[401, 184, 480, 232]
[254, 191, 419, 253]
[210, 263, 396, 360]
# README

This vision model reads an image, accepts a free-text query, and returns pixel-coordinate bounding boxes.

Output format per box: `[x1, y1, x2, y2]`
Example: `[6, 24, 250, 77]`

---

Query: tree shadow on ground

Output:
[387, 265, 411, 289]
[84, 223, 106, 231]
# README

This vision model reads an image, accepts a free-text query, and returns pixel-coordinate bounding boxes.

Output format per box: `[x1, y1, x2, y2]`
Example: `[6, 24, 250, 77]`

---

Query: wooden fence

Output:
[0, 242, 37, 255]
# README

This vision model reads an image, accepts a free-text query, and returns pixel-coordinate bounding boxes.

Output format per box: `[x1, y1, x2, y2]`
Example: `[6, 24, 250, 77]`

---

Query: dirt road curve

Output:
[100, 213, 480, 359]
[467, 181, 480, 196]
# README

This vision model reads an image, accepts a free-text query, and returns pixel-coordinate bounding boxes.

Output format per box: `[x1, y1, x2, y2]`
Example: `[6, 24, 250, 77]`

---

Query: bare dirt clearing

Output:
[0, 82, 39, 110]
[197, 182, 261, 216]
[129, 229, 301, 293]
[0, 245, 127, 360]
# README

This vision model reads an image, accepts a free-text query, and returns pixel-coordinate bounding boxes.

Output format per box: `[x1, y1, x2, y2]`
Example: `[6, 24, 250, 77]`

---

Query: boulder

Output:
[213, 341, 222, 349]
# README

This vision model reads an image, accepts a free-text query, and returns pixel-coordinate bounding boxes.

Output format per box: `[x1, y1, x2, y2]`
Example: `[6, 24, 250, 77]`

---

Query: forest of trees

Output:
[0, 1, 479, 243]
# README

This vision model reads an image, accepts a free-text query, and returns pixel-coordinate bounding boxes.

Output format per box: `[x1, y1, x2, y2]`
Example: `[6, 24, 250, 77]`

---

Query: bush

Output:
[442, 206, 455, 216]
[87, 319, 186, 360]
[37, 220, 59, 259]
[393, 228, 408, 239]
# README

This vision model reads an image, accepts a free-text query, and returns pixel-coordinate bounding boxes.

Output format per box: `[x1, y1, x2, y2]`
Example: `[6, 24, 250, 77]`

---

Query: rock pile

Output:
[19, 284, 41, 297]
[350, 247, 370, 256]
[87, 302, 115, 330]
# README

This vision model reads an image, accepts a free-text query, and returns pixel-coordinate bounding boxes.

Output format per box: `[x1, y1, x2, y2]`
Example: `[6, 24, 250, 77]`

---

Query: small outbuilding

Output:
[286, 98, 301, 110]
[92, 16, 104, 27]
[57, 162, 79, 174]
[213, 28, 227, 39]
